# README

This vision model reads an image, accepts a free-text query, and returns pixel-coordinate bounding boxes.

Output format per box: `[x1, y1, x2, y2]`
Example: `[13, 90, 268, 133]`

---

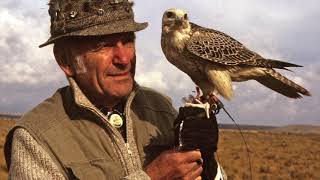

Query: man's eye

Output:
[166, 11, 175, 18]
[121, 35, 135, 44]
[184, 14, 188, 20]
[90, 42, 112, 52]
[122, 39, 134, 45]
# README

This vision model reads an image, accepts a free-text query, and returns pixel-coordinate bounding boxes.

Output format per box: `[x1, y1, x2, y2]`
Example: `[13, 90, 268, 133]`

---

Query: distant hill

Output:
[0, 113, 21, 120]
[218, 124, 276, 131]
[219, 123, 320, 134]
[271, 125, 320, 134]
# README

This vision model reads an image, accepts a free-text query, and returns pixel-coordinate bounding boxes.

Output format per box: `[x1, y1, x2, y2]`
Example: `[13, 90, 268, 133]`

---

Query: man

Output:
[5, 0, 221, 179]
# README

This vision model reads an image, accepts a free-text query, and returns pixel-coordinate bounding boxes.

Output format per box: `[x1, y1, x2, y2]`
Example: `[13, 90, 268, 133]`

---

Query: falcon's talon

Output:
[194, 99, 203, 104]
[185, 102, 211, 118]
[183, 87, 224, 117]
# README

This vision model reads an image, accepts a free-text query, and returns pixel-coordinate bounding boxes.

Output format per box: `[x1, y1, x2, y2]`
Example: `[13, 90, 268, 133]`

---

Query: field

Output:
[217, 129, 320, 179]
[0, 119, 15, 180]
[1, 118, 319, 180]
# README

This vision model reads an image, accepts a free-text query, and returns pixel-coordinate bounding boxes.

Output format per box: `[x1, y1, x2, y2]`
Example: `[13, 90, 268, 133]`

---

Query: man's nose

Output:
[113, 41, 131, 65]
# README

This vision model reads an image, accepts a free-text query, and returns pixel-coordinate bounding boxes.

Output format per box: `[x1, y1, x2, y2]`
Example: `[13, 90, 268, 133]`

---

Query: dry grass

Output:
[0, 119, 15, 180]
[217, 129, 320, 180]
[0, 119, 319, 179]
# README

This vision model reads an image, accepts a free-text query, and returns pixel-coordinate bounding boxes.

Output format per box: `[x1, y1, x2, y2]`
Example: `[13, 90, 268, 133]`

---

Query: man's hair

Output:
[53, 38, 72, 66]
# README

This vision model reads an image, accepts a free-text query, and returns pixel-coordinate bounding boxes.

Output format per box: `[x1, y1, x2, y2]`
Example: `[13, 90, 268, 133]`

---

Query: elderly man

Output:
[5, 0, 221, 179]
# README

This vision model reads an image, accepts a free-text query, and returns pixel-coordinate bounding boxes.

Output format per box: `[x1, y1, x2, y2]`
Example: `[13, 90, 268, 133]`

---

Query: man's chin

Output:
[105, 80, 133, 98]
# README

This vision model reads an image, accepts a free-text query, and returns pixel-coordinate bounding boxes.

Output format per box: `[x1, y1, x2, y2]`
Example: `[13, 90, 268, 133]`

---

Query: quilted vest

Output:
[5, 82, 176, 179]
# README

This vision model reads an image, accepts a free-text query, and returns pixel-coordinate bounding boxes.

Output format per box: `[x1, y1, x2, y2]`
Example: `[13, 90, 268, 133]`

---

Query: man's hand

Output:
[144, 149, 203, 180]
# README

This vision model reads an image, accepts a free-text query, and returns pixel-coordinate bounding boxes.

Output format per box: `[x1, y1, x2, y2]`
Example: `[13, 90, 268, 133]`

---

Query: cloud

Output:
[135, 55, 168, 91]
[0, 1, 62, 85]
[0, 0, 67, 113]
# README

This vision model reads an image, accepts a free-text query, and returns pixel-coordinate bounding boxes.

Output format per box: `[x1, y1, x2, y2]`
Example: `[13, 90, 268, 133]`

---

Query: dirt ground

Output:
[1, 119, 319, 179]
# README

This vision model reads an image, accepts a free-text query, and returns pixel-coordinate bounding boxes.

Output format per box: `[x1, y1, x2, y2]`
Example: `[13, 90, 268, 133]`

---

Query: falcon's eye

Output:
[184, 14, 188, 20]
[166, 11, 175, 19]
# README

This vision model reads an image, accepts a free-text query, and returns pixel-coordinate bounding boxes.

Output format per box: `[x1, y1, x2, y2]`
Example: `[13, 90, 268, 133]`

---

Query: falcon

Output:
[161, 8, 311, 102]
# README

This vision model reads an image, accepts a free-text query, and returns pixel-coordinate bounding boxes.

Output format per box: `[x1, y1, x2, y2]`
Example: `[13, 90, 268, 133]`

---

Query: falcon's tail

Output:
[257, 59, 302, 71]
[256, 69, 311, 98]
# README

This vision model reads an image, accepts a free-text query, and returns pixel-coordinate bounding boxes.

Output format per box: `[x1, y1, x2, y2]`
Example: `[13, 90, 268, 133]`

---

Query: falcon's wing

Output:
[186, 22, 262, 66]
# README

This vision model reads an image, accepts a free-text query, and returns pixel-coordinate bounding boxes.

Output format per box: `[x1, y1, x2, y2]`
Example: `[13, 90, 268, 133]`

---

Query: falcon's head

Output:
[162, 8, 191, 34]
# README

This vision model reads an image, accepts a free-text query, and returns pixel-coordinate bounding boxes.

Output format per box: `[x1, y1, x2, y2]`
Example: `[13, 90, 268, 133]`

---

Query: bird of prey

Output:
[161, 8, 311, 102]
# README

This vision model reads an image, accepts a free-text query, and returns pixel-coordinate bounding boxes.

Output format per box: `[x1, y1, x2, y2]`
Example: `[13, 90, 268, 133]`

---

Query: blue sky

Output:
[0, 0, 319, 126]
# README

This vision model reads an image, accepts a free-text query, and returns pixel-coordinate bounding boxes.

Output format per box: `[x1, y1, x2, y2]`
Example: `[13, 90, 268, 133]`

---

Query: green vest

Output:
[5, 83, 177, 179]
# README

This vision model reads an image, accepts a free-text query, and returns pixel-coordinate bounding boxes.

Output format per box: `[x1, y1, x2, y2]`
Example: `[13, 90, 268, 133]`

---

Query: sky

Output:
[0, 0, 319, 126]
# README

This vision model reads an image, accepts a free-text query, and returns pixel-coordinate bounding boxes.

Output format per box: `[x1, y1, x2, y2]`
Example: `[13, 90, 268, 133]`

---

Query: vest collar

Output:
[67, 77, 139, 112]
[67, 77, 94, 109]
[67, 77, 143, 173]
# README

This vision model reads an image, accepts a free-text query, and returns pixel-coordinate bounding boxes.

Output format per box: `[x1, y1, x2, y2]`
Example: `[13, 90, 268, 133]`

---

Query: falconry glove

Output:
[174, 106, 219, 180]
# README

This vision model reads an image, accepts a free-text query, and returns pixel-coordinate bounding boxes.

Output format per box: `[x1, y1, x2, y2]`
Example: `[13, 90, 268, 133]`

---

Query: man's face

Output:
[66, 32, 136, 107]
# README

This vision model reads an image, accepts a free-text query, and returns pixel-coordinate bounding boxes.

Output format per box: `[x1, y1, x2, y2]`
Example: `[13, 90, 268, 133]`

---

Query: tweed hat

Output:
[39, 0, 148, 48]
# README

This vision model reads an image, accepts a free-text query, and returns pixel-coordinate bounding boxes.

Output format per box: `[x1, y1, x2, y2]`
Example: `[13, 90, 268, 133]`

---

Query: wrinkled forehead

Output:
[166, 8, 187, 17]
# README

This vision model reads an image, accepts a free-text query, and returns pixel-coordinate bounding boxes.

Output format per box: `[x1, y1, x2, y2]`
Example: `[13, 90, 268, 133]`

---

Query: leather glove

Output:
[174, 106, 219, 180]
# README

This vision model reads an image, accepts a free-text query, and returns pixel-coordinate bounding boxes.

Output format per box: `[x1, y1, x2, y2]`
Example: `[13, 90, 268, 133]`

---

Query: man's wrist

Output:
[123, 170, 151, 180]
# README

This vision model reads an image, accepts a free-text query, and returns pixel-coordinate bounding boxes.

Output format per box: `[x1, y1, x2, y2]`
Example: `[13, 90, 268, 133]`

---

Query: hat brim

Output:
[39, 19, 148, 48]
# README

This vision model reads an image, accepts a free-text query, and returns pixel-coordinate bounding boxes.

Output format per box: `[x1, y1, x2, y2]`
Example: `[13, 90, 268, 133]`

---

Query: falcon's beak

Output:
[175, 17, 183, 26]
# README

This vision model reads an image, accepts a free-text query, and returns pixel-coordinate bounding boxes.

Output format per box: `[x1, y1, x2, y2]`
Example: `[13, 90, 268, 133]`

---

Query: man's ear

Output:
[58, 61, 74, 77]
[53, 44, 75, 77]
